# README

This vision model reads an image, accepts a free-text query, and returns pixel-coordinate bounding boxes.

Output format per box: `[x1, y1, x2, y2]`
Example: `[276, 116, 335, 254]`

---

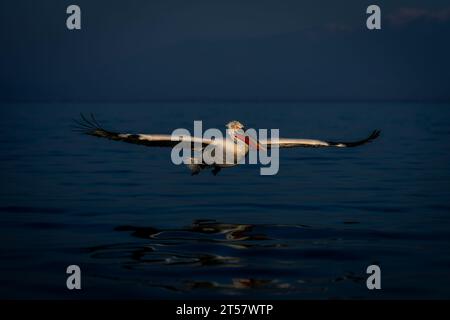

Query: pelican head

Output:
[225, 120, 264, 151]
[226, 120, 245, 131]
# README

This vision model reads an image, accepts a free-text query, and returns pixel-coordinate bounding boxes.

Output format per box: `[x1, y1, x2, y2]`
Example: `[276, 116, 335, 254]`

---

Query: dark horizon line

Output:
[1, 98, 450, 104]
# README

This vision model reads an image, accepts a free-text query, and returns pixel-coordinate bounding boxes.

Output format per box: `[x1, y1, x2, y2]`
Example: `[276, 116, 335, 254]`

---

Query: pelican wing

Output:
[263, 130, 381, 149]
[74, 114, 213, 148]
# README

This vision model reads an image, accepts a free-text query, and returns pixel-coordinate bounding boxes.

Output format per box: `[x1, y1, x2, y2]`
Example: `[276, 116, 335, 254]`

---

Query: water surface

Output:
[1, 102, 449, 299]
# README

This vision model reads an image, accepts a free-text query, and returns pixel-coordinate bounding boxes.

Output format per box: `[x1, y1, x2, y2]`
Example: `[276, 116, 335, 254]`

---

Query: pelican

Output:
[74, 114, 380, 175]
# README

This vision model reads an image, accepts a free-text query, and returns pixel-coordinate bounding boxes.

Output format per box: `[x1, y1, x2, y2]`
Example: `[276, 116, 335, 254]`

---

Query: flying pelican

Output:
[74, 114, 380, 175]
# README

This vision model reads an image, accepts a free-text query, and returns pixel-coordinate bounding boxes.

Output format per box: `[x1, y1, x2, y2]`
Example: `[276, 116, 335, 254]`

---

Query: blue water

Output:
[1, 102, 450, 299]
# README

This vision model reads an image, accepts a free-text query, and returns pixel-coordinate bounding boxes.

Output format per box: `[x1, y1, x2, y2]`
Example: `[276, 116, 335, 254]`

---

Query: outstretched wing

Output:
[73, 114, 213, 148]
[263, 130, 381, 149]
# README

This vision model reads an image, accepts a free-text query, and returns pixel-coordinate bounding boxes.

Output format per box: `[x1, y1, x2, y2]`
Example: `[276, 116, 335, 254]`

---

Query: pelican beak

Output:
[234, 134, 266, 151]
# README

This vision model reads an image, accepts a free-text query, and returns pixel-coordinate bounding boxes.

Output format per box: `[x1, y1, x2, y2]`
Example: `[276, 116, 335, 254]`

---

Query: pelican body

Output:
[182, 120, 265, 175]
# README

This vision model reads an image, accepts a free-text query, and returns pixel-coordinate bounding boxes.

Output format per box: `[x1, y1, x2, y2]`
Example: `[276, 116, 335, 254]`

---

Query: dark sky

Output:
[1, 0, 449, 101]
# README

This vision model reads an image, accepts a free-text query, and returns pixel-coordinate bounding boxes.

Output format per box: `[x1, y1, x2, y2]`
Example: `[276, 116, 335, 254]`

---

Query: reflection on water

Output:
[89, 220, 289, 269]
[85, 220, 371, 296]
[117, 219, 273, 241]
